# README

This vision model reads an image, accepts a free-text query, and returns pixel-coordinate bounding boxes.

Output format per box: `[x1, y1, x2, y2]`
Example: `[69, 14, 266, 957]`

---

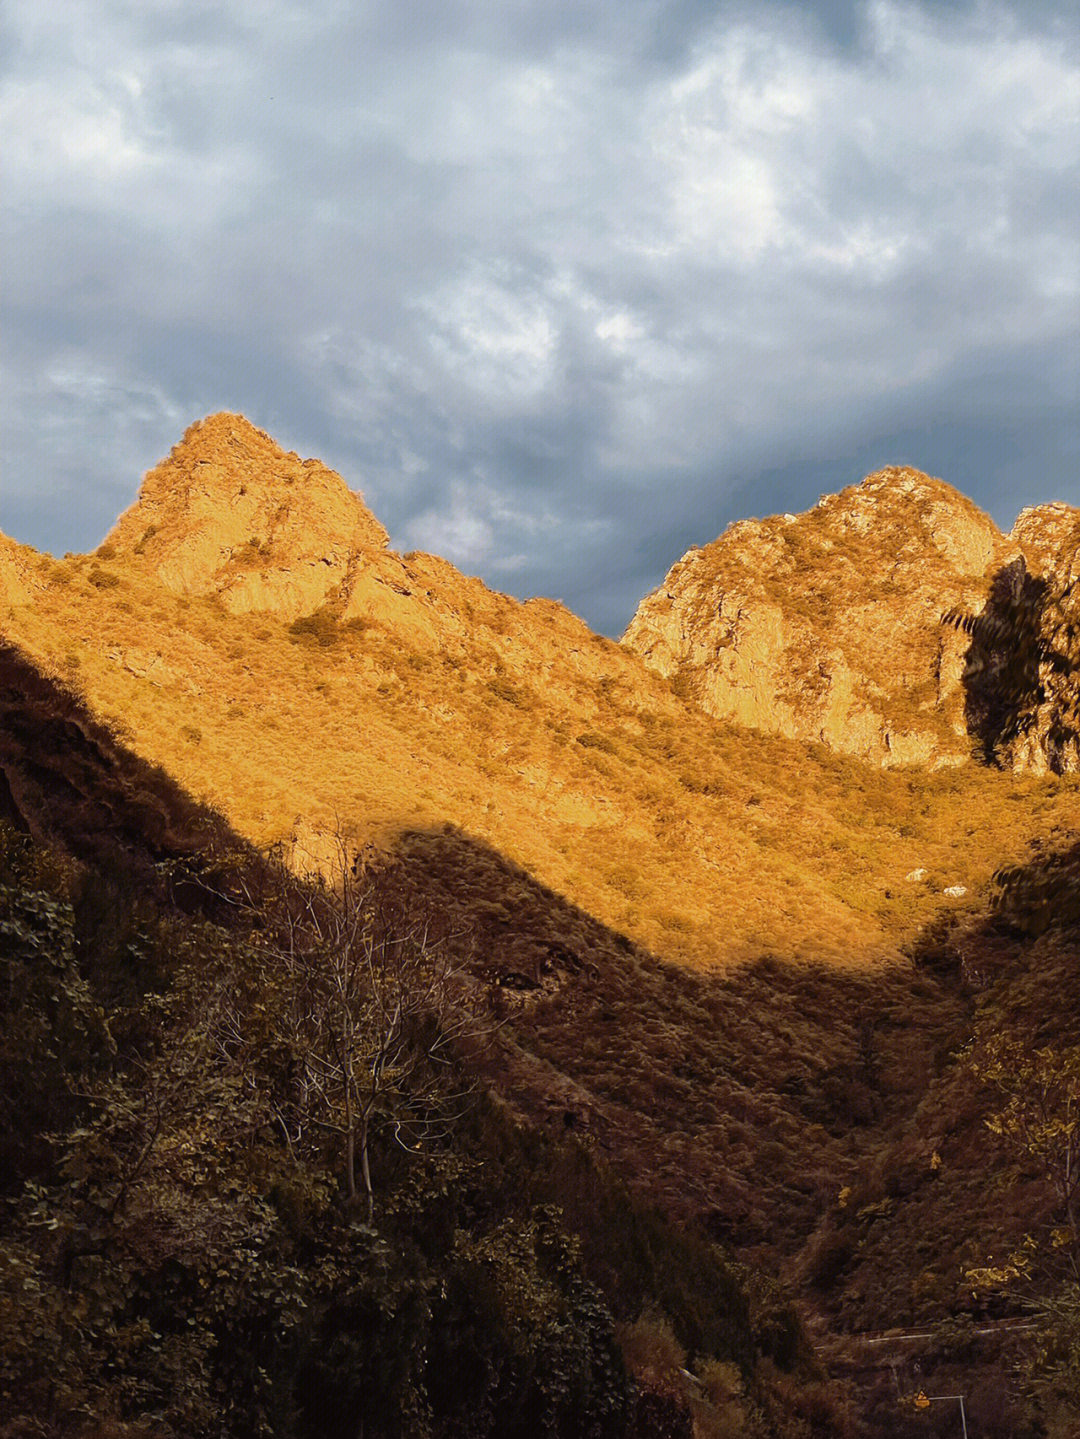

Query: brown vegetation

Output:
[3, 416, 1079, 1434]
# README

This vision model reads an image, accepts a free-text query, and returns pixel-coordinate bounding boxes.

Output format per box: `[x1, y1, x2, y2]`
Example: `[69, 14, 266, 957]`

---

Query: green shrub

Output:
[289, 611, 340, 648]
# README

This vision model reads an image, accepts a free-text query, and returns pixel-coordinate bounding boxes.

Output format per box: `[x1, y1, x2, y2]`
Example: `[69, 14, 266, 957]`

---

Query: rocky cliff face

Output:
[985, 503, 1080, 774]
[8, 420, 1076, 779]
[102, 412, 600, 661]
[105, 413, 390, 621]
[623, 468, 1079, 772]
[0, 534, 43, 609]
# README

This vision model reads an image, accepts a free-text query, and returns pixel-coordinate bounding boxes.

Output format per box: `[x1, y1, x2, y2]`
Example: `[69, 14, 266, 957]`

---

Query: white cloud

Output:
[418, 270, 558, 402]
[405, 483, 495, 567]
[1, 75, 155, 188]
[595, 311, 644, 347]
[402, 473, 566, 575]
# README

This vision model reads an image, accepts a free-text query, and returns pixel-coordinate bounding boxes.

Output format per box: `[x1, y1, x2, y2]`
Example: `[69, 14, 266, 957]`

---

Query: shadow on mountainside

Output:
[951, 557, 1079, 772]
[0, 640, 981, 1285]
[797, 834, 1080, 1437]
[374, 825, 981, 1269]
[803, 835, 1080, 1337]
[0, 640, 253, 900]
[6, 639, 1079, 1434]
[385, 817, 1080, 1417]
[5, 639, 1074, 1285]
[0, 643, 848, 1438]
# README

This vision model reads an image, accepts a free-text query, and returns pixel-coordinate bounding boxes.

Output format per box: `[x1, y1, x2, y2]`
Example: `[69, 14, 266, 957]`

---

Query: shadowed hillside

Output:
[1, 644, 859, 1438]
[0, 641, 239, 873]
[3, 417, 1079, 1435]
[3, 640, 1077, 1436]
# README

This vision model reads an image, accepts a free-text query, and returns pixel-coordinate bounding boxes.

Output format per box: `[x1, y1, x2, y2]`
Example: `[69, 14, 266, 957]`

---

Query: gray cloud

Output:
[2, 0, 1077, 633]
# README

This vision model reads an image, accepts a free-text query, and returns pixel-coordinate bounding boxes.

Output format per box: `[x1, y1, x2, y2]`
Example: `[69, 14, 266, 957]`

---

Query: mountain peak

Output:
[623, 466, 1080, 771]
[820, 466, 1004, 570]
[1010, 501, 1080, 579]
[105, 413, 388, 618]
[171, 410, 286, 460]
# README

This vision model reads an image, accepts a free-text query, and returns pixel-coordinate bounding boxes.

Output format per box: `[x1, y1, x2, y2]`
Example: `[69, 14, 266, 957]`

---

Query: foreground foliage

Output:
[0, 821, 838, 1439]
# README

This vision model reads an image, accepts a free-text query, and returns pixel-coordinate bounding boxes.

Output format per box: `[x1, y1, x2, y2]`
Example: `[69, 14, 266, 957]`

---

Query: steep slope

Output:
[992, 502, 1080, 774]
[2, 421, 1077, 977]
[623, 468, 1079, 772]
[102, 412, 562, 651]
[104, 412, 389, 619]
[3, 654, 836, 1439]
[0, 532, 41, 607]
[0, 642, 238, 874]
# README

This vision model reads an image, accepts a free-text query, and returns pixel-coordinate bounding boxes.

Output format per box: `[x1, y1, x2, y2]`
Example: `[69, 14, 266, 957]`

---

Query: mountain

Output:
[2, 415, 1077, 973]
[4, 418, 1077, 978]
[624, 467, 1079, 773]
[101, 412, 595, 651]
[104, 412, 389, 618]
[3, 416, 1080, 1437]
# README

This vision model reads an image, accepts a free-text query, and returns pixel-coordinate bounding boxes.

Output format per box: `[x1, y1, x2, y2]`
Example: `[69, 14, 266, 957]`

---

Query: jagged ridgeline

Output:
[1, 415, 1077, 976]
[2, 416, 1079, 1437]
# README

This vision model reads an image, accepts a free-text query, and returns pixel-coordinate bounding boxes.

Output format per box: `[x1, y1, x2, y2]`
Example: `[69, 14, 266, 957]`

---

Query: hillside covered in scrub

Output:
[2, 415, 1079, 1437]
[2, 415, 1078, 973]
[0, 645, 844, 1438]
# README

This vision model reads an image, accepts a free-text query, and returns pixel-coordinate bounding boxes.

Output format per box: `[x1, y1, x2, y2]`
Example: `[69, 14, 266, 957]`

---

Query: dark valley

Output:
[2, 415, 1078, 1438]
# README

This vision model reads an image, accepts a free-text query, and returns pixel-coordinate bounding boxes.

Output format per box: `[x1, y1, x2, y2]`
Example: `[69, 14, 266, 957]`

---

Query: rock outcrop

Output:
[101, 413, 604, 663]
[623, 468, 1078, 771]
[990, 502, 1080, 774]
[105, 413, 390, 621]
[0, 534, 42, 609]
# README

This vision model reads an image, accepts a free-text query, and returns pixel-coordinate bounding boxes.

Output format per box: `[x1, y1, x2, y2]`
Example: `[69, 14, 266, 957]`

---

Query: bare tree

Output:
[205, 836, 484, 1223]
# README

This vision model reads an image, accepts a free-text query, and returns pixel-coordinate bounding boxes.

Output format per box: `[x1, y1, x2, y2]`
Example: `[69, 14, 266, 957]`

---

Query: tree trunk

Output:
[360, 1115, 374, 1224]
[344, 1083, 358, 1205]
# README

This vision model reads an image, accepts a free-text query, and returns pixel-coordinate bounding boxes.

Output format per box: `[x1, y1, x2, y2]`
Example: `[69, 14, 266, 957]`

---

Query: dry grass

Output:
[6, 524, 1079, 1439]
[4, 538, 1077, 976]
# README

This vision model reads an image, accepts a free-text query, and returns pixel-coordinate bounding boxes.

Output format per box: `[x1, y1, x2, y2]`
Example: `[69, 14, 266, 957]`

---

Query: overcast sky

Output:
[3, 0, 1078, 633]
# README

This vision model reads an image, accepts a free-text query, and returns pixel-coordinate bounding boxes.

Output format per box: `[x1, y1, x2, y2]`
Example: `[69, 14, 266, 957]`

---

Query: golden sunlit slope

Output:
[2, 415, 1076, 972]
[625, 467, 1080, 772]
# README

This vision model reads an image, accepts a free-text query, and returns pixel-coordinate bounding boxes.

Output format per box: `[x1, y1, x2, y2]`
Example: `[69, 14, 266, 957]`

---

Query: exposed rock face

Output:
[623, 468, 1078, 771]
[99, 413, 603, 663]
[1011, 502, 1080, 578]
[0, 535, 42, 609]
[7, 417, 1075, 779]
[106, 413, 390, 620]
[993, 503, 1080, 774]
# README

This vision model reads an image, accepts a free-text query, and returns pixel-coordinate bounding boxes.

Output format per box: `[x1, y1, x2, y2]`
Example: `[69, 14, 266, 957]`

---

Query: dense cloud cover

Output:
[3, 0, 1078, 631]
